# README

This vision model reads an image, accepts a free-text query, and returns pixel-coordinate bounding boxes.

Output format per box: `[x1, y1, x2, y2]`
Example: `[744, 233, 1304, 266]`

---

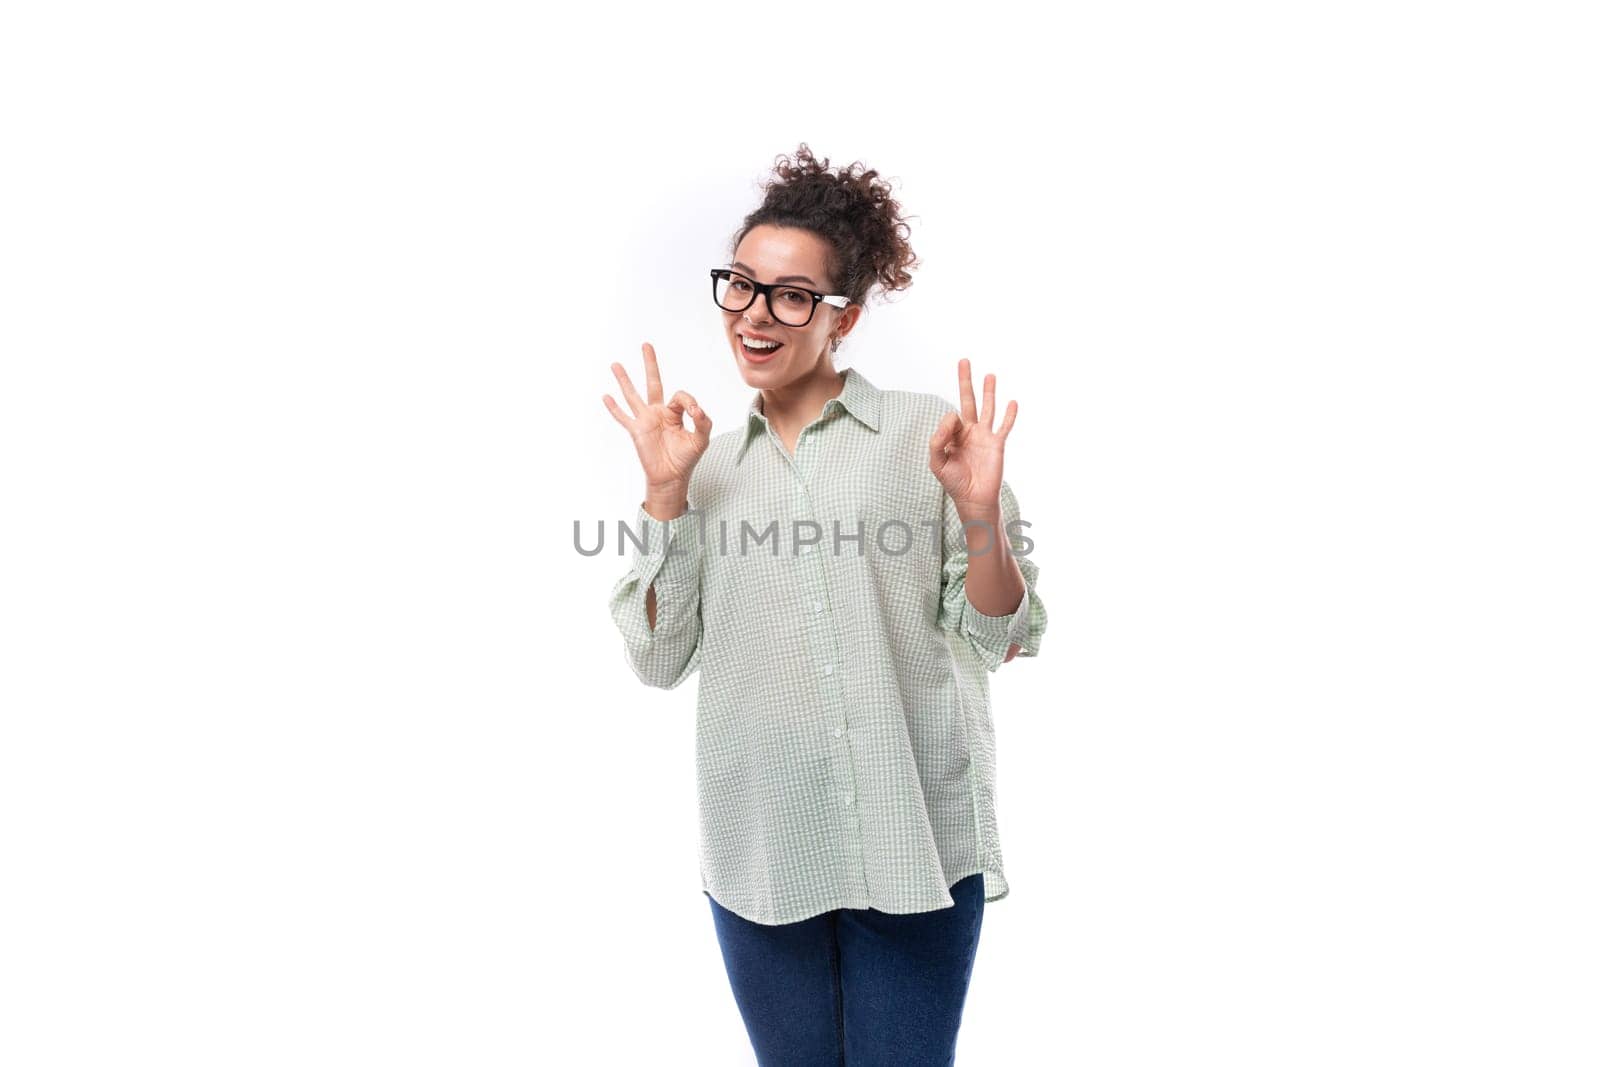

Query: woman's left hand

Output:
[928, 358, 1017, 512]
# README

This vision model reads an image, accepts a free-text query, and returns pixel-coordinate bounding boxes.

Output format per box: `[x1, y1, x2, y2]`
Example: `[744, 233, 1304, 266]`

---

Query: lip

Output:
[738, 329, 782, 344]
[737, 331, 784, 363]
[739, 338, 782, 364]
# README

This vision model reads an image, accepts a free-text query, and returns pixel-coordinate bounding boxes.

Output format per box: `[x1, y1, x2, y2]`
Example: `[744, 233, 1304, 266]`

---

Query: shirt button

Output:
[822, 663, 833, 675]
[813, 599, 824, 613]
[833, 726, 843, 737]
[843, 794, 854, 806]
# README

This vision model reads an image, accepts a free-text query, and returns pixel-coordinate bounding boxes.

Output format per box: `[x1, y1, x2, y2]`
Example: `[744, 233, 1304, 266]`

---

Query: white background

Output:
[3, 2, 1596, 1064]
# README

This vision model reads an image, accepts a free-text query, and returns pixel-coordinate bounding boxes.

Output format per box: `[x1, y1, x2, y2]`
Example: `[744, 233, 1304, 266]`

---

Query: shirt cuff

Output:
[962, 585, 1038, 669]
[628, 502, 705, 595]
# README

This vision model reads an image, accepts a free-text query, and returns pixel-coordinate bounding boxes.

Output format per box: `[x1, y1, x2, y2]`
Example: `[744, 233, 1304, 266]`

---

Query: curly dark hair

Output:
[728, 143, 920, 309]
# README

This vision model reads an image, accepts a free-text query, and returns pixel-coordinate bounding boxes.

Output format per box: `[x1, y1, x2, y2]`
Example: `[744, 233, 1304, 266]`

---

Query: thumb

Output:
[928, 411, 960, 474]
[685, 395, 712, 450]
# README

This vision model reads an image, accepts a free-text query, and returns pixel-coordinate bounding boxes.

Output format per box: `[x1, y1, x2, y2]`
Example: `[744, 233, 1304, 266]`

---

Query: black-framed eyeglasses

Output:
[710, 267, 851, 328]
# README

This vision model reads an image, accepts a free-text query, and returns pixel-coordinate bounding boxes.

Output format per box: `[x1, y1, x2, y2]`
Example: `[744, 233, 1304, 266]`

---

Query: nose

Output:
[742, 291, 775, 327]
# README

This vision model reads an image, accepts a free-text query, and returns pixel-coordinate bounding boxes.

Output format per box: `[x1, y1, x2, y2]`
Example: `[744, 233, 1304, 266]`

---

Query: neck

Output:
[758, 361, 846, 436]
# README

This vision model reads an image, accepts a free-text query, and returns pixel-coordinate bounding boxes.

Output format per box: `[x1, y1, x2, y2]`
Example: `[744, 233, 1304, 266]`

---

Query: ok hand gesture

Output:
[928, 358, 1018, 512]
[603, 343, 712, 495]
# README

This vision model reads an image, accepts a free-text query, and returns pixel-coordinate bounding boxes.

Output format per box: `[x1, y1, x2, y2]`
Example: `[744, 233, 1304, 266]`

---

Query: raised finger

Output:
[958, 359, 977, 424]
[601, 393, 635, 431]
[996, 399, 1017, 441]
[642, 343, 663, 406]
[611, 361, 646, 416]
[982, 373, 996, 429]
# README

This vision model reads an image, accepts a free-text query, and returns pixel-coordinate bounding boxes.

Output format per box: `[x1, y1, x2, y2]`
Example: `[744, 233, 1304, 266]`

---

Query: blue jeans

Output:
[706, 873, 985, 1066]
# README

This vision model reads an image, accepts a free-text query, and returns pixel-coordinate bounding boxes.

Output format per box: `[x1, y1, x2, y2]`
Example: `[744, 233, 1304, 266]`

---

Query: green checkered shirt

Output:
[607, 365, 1048, 925]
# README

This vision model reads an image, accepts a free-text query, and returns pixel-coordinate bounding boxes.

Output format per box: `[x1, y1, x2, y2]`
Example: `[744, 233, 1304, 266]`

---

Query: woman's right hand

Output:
[603, 343, 712, 501]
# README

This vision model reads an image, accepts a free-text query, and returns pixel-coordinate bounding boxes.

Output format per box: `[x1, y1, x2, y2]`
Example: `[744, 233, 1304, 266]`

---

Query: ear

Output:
[837, 302, 863, 337]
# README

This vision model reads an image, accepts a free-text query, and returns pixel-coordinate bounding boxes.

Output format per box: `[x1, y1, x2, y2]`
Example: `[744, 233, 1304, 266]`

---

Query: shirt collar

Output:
[736, 366, 882, 466]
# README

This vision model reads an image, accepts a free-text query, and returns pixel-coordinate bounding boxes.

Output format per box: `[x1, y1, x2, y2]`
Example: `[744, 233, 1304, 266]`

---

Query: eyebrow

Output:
[730, 261, 818, 286]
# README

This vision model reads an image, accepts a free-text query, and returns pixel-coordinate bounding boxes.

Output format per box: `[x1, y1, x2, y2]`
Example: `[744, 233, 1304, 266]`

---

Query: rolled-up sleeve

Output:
[607, 503, 705, 690]
[937, 480, 1049, 671]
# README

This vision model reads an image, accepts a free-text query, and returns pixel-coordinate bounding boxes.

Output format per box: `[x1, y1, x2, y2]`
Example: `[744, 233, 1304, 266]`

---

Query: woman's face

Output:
[722, 224, 858, 387]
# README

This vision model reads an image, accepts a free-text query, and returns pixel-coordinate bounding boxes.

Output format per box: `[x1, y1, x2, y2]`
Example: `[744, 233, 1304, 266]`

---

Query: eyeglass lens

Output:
[714, 273, 817, 327]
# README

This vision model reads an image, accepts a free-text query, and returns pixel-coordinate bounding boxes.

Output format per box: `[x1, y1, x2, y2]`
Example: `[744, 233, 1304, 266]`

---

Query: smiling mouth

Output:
[739, 336, 784, 361]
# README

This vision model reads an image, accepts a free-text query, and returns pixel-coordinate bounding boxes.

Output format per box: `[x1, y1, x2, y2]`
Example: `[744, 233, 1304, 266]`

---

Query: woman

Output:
[602, 144, 1048, 1065]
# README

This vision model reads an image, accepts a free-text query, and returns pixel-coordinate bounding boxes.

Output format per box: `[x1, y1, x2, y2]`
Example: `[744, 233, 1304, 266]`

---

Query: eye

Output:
[730, 279, 752, 293]
[779, 288, 809, 304]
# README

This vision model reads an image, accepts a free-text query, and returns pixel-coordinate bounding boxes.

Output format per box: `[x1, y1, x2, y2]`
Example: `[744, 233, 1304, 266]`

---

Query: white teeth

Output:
[741, 335, 781, 350]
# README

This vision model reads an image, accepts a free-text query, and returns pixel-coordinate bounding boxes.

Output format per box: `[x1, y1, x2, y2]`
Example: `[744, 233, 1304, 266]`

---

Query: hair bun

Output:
[732, 143, 920, 308]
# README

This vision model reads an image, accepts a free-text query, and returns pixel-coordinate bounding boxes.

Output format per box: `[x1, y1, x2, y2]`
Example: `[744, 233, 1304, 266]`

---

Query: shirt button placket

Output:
[791, 423, 867, 898]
